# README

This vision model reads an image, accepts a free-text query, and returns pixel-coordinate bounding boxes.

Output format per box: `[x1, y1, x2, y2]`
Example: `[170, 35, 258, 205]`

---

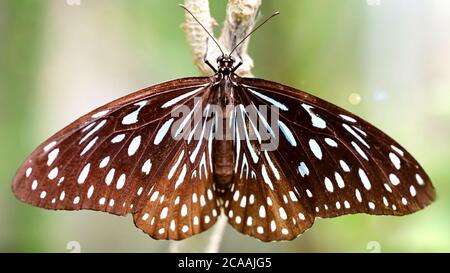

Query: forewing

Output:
[223, 77, 435, 241]
[13, 77, 220, 240]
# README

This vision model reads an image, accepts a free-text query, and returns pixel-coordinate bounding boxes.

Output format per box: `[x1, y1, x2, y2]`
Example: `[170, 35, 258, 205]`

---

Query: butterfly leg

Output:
[231, 52, 243, 73]
[203, 38, 217, 73]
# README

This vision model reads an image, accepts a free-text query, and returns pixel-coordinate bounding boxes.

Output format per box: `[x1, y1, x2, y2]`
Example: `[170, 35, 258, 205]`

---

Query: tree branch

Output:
[182, 0, 261, 77]
[219, 0, 261, 77]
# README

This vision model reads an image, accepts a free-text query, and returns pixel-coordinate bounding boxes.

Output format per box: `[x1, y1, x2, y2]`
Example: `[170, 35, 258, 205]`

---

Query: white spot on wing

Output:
[259, 206, 266, 218]
[299, 212, 305, 220]
[340, 114, 356, 123]
[343, 124, 369, 148]
[324, 177, 334, 192]
[264, 151, 280, 180]
[402, 197, 408, 205]
[47, 148, 59, 165]
[150, 191, 159, 202]
[116, 174, 126, 189]
[128, 135, 141, 156]
[309, 139, 322, 159]
[168, 150, 185, 179]
[279, 207, 287, 220]
[271, 220, 276, 232]
[391, 145, 404, 156]
[160, 207, 168, 219]
[389, 152, 401, 170]
[48, 167, 58, 180]
[91, 110, 109, 118]
[384, 183, 392, 193]
[355, 189, 362, 202]
[154, 118, 174, 145]
[26, 167, 32, 178]
[181, 204, 188, 217]
[324, 138, 338, 147]
[344, 200, 350, 209]
[415, 173, 425, 186]
[257, 226, 264, 234]
[78, 164, 91, 184]
[182, 225, 189, 233]
[161, 86, 205, 108]
[339, 160, 350, 172]
[31, 180, 38, 190]
[142, 213, 149, 221]
[80, 137, 98, 156]
[59, 191, 65, 201]
[122, 101, 147, 125]
[43, 141, 57, 152]
[410, 185, 417, 197]
[249, 194, 255, 205]
[99, 156, 110, 168]
[301, 104, 326, 129]
[200, 195, 206, 207]
[87, 185, 94, 199]
[142, 159, 152, 175]
[298, 162, 309, 177]
[111, 134, 126, 143]
[335, 172, 345, 188]
[174, 164, 187, 189]
[174, 99, 201, 137]
[389, 173, 400, 186]
[336, 201, 341, 209]
[79, 120, 106, 144]
[238, 105, 259, 163]
[105, 168, 115, 186]
[358, 169, 371, 190]
[289, 191, 298, 202]
[240, 196, 247, 208]
[278, 120, 297, 146]
[233, 190, 240, 201]
[352, 141, 368, 161]
[261, 165, 274, 191]
[248, 88, 288, 111]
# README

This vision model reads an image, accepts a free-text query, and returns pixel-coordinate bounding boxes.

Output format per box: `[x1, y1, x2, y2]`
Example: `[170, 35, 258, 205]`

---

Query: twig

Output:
[169, 0, 261, 253]
[181, 0, 261, 77]
[204, 211, 228, 253]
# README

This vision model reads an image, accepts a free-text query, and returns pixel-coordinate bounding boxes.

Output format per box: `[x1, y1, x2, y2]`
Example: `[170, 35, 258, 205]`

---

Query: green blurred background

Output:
[0, 0, 449, 252]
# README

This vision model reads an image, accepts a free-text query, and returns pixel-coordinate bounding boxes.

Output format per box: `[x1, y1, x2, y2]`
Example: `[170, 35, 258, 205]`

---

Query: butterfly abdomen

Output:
[213, 138, 234, 185]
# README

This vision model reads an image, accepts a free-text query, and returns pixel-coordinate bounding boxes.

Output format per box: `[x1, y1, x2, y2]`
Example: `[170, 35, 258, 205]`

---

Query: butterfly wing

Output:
[223, 77, 435, 241]
[12, 77, 220, 240]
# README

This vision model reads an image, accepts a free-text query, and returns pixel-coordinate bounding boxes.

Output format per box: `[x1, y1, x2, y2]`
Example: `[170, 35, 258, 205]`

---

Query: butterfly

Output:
[12, 5, 435, 242]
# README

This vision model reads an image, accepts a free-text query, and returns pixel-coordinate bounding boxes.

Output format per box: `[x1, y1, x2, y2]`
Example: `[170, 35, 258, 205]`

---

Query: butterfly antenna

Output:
[230, 11, 280, 55]
[179, 4, 225, 56]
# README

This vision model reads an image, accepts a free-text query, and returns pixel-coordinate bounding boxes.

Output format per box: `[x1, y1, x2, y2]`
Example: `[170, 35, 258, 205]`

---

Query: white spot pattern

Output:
[308, 139, 322, 159]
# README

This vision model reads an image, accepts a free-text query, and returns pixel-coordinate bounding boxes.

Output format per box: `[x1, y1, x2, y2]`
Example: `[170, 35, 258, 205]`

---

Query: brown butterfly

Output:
[12, 5, 435, 242]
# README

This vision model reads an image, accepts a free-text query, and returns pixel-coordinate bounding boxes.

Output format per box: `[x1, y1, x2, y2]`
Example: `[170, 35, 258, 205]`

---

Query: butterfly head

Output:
[216, 55, 235, 75]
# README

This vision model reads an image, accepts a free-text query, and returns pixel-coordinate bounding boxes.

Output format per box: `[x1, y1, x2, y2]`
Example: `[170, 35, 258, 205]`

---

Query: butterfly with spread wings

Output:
[12, 7, 435, 242]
